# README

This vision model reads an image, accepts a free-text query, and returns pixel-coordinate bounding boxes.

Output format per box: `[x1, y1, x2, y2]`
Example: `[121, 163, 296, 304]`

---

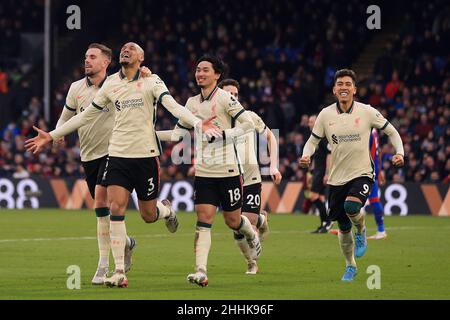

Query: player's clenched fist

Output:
[392, 154, 404, 167]
[299, 155, 311, 168]
[270, 166, 282, 185]
[140, 66, 152, 77]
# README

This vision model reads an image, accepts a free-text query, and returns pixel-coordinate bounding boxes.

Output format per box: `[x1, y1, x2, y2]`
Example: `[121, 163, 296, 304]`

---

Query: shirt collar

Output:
[336, 100, 354, 114]
[86, 75, 107, 88]
[119, 68, 141, 82]
[200, 85, 219, 102]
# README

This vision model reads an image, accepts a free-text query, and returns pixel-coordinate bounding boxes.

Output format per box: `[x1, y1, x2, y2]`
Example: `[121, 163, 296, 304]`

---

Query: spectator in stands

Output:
[414, 114, 434, 139]
[1, 0, 449, 184]
[385, 70, 403, 100]
[12, 164, 29, 179]
[0, 68, 7, 94]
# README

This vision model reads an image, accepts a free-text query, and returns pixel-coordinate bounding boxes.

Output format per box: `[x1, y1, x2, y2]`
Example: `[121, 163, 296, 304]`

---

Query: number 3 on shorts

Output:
[148, 178, 155, 194]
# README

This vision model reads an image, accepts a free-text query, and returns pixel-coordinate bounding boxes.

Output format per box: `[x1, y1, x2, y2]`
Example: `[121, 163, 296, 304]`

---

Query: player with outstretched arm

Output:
[157, 55, 262, 287]
[25, 42, 220, 288]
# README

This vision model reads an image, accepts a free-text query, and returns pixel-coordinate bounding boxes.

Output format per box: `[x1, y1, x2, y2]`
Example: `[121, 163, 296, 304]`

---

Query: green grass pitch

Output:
[1, 209, 449, 300]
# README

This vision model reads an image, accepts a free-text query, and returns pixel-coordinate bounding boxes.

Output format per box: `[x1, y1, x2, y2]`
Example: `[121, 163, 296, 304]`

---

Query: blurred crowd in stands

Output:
[0, 0, 449, 183]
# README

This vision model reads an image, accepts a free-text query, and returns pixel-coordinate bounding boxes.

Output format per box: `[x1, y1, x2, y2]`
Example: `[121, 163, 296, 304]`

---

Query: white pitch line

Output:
[0, 231, 243, 243]
[0, 226, 449, 244]
[0, 233, 185, 243]
[0, 236, 97, 243]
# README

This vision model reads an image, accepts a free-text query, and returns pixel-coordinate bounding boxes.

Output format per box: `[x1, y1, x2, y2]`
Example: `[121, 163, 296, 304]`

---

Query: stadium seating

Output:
[0, 0, 448, 183]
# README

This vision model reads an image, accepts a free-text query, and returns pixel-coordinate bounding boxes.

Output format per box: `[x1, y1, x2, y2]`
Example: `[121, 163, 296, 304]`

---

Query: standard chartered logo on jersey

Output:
[118, 97, 144, 110]
[335, 133, 362, 143]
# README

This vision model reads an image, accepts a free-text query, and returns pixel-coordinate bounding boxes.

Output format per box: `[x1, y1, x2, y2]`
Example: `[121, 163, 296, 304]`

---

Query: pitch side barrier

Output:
[0, 177, 448, 216]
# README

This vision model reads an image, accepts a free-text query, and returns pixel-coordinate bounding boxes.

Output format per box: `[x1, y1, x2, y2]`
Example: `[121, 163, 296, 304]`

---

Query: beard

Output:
[85, 69, 97, 77]
[120, 60, 130, 66]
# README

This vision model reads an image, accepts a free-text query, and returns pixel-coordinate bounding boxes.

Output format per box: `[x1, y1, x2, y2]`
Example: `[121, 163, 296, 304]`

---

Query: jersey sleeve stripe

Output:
[92, 102, 104, 110]
[380, 120, 389, 130]
[64, 104, 76, 112]
[157, 91, 171, 105]
[176, 122, 191, 130]
[311, 132, 323, 139]
[232, 108, 245, 121]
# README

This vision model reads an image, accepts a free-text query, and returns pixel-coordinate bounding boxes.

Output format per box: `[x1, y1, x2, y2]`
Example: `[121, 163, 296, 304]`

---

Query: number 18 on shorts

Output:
[194, 175, 243, 211]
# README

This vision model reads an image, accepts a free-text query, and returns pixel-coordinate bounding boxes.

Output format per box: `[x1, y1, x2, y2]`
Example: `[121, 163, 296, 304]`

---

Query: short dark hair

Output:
[218, 78, 240, 90]
[196, 54, 228, 81]
[334, 69, 357, 85]
[88, 43, 112, 61]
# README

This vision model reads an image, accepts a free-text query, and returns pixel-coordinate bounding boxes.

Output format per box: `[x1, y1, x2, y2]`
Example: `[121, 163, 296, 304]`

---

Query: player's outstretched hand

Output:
[141, 66, 152, 77]
[298, 155, 311, 168]
[25, 126, 53, 154]
[270, 166, 282, 185]
[392, 154, 404, 167]
[201, 115, 222, 139]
